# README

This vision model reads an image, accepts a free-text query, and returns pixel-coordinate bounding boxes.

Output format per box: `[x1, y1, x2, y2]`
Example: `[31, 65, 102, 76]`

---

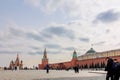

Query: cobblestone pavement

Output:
[0, 70, 106, 80]
[33, 75, 106, 80]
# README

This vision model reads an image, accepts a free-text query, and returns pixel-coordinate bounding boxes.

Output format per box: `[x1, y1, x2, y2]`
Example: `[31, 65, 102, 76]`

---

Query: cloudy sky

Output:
[1, 0, 120, 67]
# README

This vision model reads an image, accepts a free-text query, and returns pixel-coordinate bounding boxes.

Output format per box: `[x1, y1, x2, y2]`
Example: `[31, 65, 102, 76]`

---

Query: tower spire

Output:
[16, 54, 19, 60]
[43, 48, 47, 59]
[42, 48, 48, 69]
[15, 54, 20, 66]
[17, 54, 19, 58]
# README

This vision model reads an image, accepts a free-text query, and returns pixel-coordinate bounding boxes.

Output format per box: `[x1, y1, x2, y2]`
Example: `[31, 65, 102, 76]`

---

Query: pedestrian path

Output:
[0, 70, 106, 80]
[89, 70, 107, 74]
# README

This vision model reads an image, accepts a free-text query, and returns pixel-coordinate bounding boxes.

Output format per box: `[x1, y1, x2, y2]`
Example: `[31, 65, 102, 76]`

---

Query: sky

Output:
[1, 0, 120, 67]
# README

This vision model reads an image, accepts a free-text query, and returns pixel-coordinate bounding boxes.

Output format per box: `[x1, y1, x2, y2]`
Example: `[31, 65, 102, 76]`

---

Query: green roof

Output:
[86, 48, 96, 54]
[73, 50, 77, 58]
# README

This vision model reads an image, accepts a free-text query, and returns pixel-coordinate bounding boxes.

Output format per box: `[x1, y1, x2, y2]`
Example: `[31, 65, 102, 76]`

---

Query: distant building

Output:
[9, 54, 23, 70]
[77, 48, 120, 68]
[38, 49, 48, 69]
[38, 49, 78, 69]
[38, 48, 120, 70]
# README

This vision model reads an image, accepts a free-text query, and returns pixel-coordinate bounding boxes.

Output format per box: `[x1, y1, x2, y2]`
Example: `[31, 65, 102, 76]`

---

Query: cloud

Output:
[40, 31, 53, 39]
[94, 41, 106, 46]
[44, 43, 61, 49]
[23, 0, 83, 17]
[9, 26, 47, 42]
[0, 23, 78, 57]
[0, 26, 26, 42]
[47, 50, 62, 54]
[115, 42, 120, 46]
[8, 26, 25, 37]
[68, 20, 81, 26]
[64, 47, 75, 51]
[79, 37, 90, 43]
[106, 29, 110, 34]
[25, 32, 46, 42]
[24, 0, 63, 13]
[36, 51, 43, 55]
[24, 0, 41, 7]
[0, 44, 3, 47]
[30, 46, 40, 50]
[43, 26, 75, 40]
[93, 9, 120, 23]
[0, 51, 22, 54]
[28, 51, 43, 55]
[24, 0, 120, 22]
[28, 49, 61, 55]
[1, 25, 47, 43]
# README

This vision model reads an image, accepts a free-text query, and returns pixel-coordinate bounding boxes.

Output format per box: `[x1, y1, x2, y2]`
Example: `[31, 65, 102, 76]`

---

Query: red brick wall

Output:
[38, 56, 120, 69]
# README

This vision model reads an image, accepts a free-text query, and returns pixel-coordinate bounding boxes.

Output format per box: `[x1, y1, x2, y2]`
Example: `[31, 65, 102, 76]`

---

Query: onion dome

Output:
[86, 48, 96, 54]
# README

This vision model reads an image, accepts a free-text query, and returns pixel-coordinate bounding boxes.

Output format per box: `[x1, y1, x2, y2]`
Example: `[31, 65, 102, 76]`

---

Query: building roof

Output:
[85, 48, 96, 55]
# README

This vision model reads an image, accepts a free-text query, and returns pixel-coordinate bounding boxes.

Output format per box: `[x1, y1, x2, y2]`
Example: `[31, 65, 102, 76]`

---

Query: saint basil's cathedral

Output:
[9, 54, 23, 70]
[38, 48, 120, 70]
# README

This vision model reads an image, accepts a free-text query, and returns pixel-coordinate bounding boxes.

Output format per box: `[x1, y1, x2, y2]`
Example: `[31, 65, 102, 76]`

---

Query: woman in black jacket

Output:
[105, 57, 114, 80]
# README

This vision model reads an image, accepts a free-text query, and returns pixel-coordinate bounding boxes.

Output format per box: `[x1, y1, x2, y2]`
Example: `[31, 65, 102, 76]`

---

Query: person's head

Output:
[113, 59, 117, 62]
[105, 57, 113, 63]
[105, 57, 110, 60]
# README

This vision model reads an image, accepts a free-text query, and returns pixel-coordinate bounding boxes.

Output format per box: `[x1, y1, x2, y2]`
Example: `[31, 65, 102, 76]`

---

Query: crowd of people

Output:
[105, 57, 120, 80]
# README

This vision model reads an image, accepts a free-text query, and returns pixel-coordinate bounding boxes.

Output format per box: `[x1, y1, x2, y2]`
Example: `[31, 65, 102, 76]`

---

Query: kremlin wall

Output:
[38, 48, 120, 70]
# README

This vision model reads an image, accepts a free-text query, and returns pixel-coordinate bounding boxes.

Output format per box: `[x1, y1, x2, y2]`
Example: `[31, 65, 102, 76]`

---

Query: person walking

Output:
[73, 64, 79, 73]
[73, 65, 77, 73]
[105, 57, 114, 80]
[76, 64, 79, 73]
[45, 64, 50, 73]
[113, 59, 120, 80]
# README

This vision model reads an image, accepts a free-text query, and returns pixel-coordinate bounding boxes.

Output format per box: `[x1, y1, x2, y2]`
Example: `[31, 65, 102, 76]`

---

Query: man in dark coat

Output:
[113, 59, 120, 80]
[45, 64, 50, 73]
[105, 57, 114, 80]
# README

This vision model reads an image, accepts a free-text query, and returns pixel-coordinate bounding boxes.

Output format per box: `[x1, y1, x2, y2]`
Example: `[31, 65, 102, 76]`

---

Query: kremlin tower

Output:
[38, 49, 48, 69]
[72, 50, 78, 60]
[71, 50, 78, 68]
[38, 49, 78, 69]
